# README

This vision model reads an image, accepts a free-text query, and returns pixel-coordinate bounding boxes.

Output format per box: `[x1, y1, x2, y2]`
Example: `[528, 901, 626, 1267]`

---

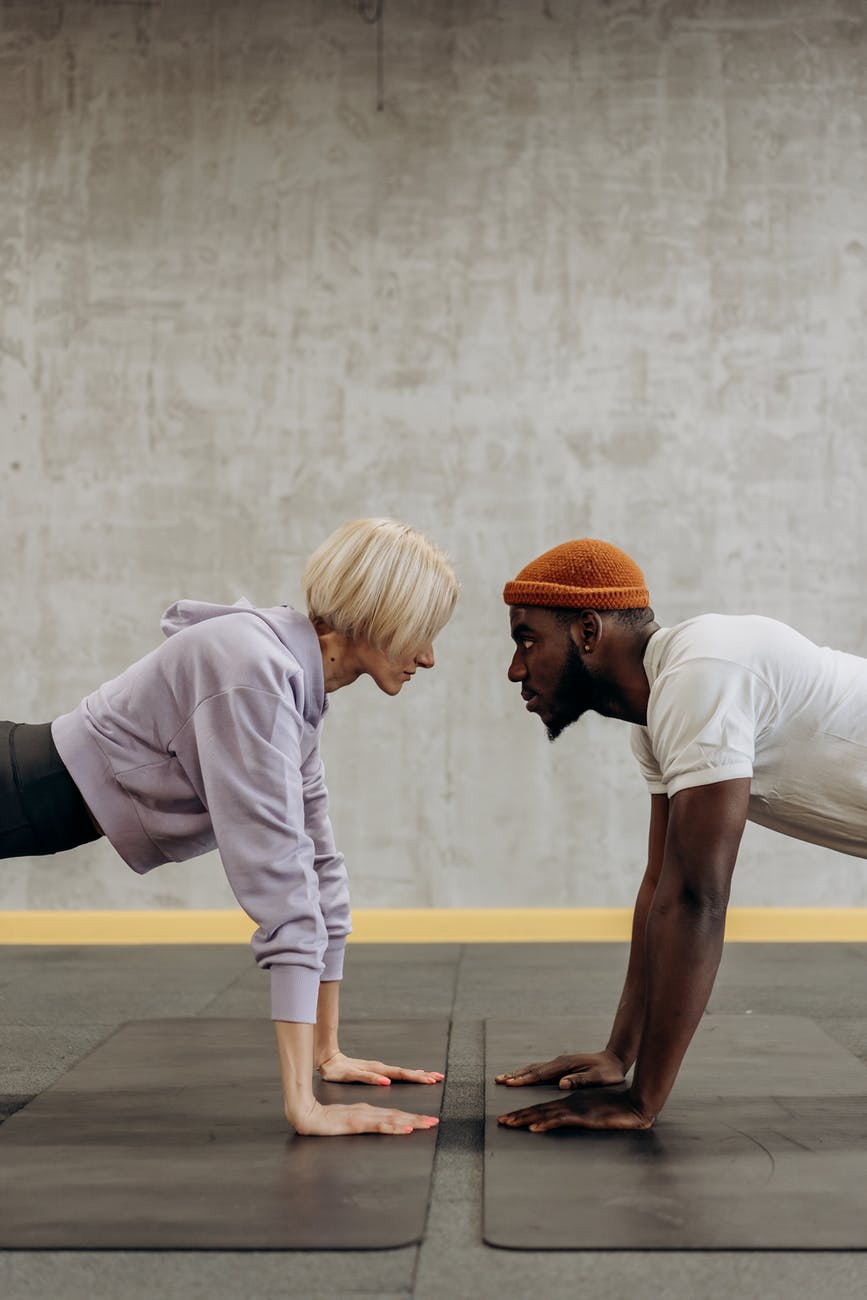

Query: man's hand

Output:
[289, 1098, 439, 1137]
[495, 1049, 625, 1090]
[317, 1050, 444, 1086]
[497, 1089, 654, 1133]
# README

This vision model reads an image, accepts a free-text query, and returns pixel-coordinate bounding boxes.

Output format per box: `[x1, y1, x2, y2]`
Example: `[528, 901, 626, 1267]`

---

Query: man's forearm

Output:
[605, 872, 656, 1071]
[629, 896, 727, 1118]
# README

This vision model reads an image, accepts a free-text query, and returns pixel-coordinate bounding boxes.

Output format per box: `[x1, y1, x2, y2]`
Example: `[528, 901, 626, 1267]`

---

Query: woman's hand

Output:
[316, 1050, 444, 1086]
[288, 1098, 439, 1136]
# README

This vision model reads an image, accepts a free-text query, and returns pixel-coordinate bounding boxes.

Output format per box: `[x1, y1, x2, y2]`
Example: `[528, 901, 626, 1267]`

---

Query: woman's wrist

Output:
[274, 1020, 318, 1123]
[314, 980, 341, 1069]
[283, 1092, 320, 1126]
[314, 1039, 341, 1070]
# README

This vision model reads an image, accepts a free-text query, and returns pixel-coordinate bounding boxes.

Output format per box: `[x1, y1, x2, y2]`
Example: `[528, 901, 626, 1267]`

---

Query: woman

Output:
[2, 518, 459, 1137]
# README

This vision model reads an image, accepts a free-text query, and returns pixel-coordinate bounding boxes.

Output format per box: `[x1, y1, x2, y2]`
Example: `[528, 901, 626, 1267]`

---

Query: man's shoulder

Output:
[652, 613, 799, 672]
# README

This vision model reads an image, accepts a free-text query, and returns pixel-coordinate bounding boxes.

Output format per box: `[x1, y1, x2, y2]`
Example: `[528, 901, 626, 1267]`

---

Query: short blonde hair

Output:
[303, 518, 459, 660]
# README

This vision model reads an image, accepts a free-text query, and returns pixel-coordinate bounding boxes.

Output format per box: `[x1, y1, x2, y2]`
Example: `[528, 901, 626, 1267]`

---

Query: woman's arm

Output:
[274, 1019, 438, 1136]
[312, 978, 444, 1087]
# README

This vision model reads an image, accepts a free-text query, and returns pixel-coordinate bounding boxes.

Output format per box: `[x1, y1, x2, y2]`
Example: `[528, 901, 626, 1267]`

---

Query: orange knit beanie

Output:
[503, 539, 649, 610]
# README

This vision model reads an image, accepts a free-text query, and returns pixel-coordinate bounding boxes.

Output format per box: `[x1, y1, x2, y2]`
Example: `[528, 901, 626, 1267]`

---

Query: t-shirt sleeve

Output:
[645, 658, 764, 796]
[629, 725, 668, 794]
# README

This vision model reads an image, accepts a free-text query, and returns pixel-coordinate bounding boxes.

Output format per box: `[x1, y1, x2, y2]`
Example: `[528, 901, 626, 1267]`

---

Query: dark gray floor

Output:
[485, 1015, 867, 1250]
[0, 1018, 449, 1251]
[1, 941, 867, 1298]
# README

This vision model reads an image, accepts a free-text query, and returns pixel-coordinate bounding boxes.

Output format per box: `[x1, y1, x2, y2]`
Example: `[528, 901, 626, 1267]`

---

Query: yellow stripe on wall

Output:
[1, 908, 867, 944]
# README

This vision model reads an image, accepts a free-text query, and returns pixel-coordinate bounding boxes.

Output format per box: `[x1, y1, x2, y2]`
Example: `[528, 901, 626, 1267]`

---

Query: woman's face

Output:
[357, 640, 436, 696]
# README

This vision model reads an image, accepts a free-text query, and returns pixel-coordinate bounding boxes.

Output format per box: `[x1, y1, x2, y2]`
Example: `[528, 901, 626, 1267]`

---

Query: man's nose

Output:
[507, 651, 526, 682]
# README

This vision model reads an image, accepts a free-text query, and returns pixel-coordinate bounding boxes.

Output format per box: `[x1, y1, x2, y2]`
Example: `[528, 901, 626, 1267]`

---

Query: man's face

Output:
[507, 606, 599, 741]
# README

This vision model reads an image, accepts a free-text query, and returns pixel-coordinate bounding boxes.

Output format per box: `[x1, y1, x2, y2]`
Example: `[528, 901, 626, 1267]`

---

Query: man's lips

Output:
[521, 689, 540, 713]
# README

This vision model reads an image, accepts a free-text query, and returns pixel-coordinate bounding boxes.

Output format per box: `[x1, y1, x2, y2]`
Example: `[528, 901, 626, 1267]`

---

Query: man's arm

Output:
[496, 793, 669, 1089]
[629, 777, 749, 1117]
[499, 777, 750, 1131]
[604, 792, 669, 1073]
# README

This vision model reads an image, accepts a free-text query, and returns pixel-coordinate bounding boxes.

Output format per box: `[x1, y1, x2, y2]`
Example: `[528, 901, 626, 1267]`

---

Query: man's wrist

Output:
[602, 1042, 631, 1073]
[626, 1075, 660, 1121]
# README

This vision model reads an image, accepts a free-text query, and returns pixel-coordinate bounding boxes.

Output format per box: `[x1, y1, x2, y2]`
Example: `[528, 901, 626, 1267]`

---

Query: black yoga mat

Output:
[0, 1018, 448, 1250]
[485, 1015, 867, 1250]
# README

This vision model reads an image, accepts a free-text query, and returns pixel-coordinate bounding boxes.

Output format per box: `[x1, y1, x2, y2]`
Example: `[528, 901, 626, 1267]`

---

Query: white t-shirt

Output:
[630, 614, 867, 859]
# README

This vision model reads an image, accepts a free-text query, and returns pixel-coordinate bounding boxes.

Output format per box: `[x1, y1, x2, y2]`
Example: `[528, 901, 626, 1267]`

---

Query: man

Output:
[496, 538, 867, 1133]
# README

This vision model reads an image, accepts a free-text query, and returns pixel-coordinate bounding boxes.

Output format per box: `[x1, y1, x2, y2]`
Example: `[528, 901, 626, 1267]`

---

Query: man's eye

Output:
[521, 638, 535, 649]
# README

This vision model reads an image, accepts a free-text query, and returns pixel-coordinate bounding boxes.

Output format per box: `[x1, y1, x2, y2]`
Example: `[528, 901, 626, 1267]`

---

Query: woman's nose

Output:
[415, 643, 435, 669]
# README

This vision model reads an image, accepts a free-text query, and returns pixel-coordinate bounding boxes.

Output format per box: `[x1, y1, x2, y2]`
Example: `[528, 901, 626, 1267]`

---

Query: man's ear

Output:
[567, 609, 602, 653]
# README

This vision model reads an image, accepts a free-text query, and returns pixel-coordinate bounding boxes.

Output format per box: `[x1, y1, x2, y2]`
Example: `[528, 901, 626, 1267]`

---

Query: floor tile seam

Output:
[407, 947, 470, 1295]
[192, 963, 263, 1016]
[0, 1021, 122, 1030]
[415, 1016, 489, 1289]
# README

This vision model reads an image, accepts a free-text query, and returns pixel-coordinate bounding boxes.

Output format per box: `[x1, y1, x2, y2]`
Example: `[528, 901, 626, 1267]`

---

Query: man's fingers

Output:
[559, 1071, 597, 1089]
[497, 1105, 545, 1127]
[495, 1066, 541, 1086]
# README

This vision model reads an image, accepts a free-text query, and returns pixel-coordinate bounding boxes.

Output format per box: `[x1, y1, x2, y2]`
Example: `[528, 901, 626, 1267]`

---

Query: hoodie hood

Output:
[161, 596, 259, 638]
[160, 597, 326, 725]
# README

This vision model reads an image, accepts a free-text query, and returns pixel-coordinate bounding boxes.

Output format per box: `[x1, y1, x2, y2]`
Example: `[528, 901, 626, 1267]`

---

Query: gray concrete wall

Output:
[2, 0, 866, 912]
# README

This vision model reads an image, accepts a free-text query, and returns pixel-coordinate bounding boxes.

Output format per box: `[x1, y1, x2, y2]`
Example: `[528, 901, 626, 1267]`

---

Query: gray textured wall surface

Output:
[2, 0, 866, 911]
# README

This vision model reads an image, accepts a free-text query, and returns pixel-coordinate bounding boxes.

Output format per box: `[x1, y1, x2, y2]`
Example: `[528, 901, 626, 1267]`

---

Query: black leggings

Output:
[0, 721, 101, 858]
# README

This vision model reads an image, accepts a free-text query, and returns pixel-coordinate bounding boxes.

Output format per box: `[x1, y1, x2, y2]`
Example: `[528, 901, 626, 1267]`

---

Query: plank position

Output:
[496, 538, 867, 1133]
[1, 518, 458, 1137]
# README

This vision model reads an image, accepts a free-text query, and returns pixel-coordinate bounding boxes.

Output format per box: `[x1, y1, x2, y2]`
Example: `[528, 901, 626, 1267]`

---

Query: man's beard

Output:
[546, 642, 599, 742]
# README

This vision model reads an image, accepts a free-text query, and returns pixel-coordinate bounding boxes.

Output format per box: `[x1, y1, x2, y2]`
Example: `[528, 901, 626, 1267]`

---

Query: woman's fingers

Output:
[293, 1101, 440, 1136]
[343, 1105, 439, 1136]
[380, 1066, 444, 1084]
[291, 1097, 440, 1136]
[355, 1069, 394, 1085]
[362, 1060, 444, 1085]
[318, 1055, 444, 1086]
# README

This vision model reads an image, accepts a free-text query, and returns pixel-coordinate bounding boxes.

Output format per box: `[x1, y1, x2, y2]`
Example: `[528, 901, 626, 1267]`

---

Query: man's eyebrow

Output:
[510, 623, 535, 639]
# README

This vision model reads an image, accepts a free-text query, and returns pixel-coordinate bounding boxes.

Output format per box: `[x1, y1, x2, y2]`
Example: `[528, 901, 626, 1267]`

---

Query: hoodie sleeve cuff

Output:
[321, 936, 347, 982]
[270, 964, 321, 1023]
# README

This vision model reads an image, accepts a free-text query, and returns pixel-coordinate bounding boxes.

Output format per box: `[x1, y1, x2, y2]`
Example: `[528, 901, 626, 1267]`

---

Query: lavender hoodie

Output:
[51, 599, 351, 1024]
